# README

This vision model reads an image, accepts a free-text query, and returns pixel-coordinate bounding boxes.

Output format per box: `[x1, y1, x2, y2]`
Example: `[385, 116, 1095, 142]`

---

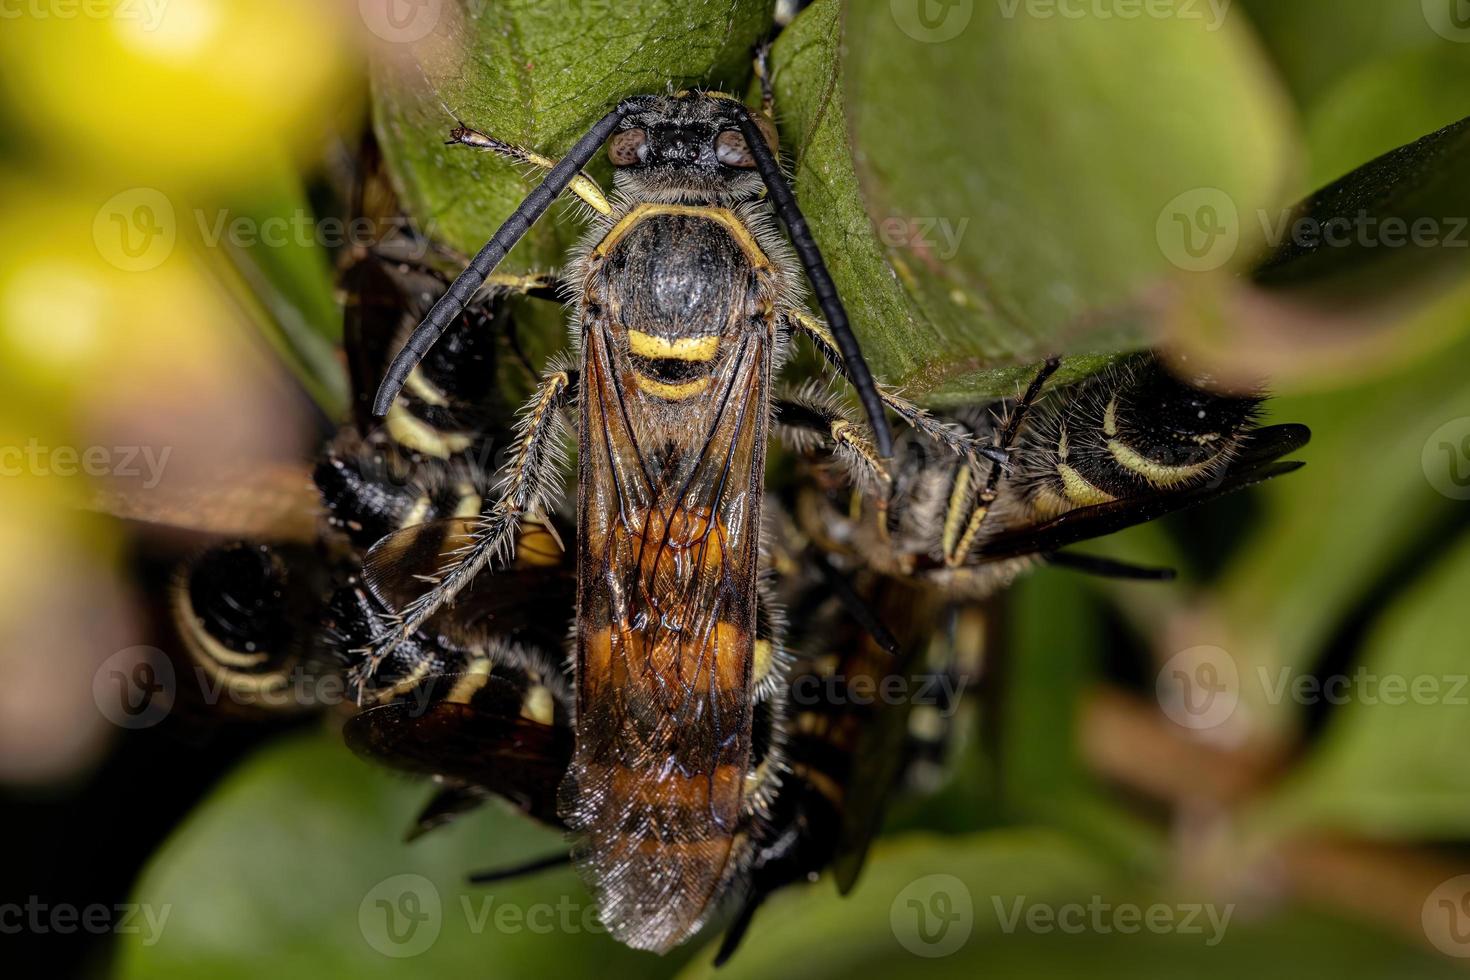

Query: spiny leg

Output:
[784, 310, 975, 456]
[775, 389, 893, 538]
[483, 270, 566, 301]
[446, 125, 613, 217]
[350, 369, 575, 693]
[945, 358, 1061, 567]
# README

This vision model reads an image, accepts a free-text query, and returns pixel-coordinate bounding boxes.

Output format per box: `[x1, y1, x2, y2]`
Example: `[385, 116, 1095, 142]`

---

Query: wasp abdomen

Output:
[170, 542, 331, 706]
[1018, 357, 1262, 518]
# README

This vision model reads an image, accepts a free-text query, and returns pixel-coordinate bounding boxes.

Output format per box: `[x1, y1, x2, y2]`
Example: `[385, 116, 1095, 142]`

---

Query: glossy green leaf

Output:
[1214, 339, 1469, 734]
[1253, 116, 1470, 306]
[1304, 50, 1470, 188]
[371, 0, 773, 268]
[677, 829, 1456, 979]
[772, 0, 1295, 401]
[116, 734, 686, 979]
[1253, 531, 1470, 840]
[1238, 0, 1460, 114]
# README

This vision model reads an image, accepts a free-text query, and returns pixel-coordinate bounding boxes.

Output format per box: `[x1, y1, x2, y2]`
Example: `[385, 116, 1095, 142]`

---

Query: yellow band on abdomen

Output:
[627, 330, 720, 362]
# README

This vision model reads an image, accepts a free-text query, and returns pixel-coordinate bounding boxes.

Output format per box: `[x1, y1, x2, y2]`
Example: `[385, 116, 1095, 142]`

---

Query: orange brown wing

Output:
[562, 323, 771, 952]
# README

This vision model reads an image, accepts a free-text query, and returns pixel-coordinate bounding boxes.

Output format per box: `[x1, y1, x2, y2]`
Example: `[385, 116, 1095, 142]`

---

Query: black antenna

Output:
[371, 98, 648, 418]
[731, 103, 894, 458]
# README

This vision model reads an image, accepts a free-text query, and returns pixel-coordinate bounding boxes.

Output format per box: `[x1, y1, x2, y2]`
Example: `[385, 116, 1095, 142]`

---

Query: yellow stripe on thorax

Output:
[1050, 422, 1117, 506]
[368, 655, 437, 704]
[521, 685, 555, 725]
[446, 657, 493, 705]
[400, 495, 432, 529]
[1102, 394, 1212, 487]
[595, 203, 770, 269]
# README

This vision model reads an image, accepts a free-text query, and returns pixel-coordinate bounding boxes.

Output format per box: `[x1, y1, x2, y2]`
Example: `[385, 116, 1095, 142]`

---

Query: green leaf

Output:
[1163, 117, 1470, 391]
[116, 734, 687, 979]
[198, 160, 349, 416]
[1214, 339, 1468, 734]
[1253, 116, 1470, 306]
[371, 0, 773, 267]
[1001, 570, 1101, 799]
[676, 829, 1455, 979]
[772, 0, 1296, 401]
[1253, 531, 1470, 841]
[996, 569, 1160, 868]
[1304, 50, 1470, 188]
[1237, 0, 1453, 113]
[1208, 114, 1470, 671]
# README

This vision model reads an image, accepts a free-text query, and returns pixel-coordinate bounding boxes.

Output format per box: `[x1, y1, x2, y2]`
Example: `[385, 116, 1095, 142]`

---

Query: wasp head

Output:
[605, 93, 778, 203]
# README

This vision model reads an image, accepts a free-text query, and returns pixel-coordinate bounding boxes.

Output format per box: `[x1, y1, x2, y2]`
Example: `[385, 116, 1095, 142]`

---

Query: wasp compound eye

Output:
[715, 130, 756, 169]
[608, 127, 648, 166]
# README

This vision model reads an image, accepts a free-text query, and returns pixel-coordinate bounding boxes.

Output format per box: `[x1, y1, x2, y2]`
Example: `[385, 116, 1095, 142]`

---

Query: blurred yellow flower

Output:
[0, 0, 360, 191]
